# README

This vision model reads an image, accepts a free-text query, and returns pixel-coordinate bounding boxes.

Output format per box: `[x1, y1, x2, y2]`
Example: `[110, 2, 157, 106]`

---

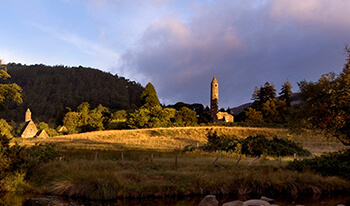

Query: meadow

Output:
[12, 126, 350, 200]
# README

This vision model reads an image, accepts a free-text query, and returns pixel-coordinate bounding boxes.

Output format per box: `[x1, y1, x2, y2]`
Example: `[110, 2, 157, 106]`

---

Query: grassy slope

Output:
[16, 126, 346, 153]
[13, 126, 350, 200]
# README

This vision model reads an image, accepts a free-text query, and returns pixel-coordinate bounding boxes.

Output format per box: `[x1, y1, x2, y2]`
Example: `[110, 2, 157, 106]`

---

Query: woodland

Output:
[0, 63, 144, 124]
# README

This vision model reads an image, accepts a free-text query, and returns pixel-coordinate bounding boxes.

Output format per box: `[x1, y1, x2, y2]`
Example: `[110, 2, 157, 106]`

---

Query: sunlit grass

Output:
[11, 126, 349, 200]
[12, 126, 346, 154]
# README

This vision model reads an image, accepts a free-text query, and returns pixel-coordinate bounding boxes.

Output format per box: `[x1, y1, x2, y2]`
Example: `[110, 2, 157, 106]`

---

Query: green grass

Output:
[10, 126, 350, 200]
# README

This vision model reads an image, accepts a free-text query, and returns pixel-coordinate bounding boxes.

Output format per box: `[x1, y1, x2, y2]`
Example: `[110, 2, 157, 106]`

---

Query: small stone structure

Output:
[210, 77, 234, 123]
[36, 129, 49, 138]
[57, 125, 68, 134]
[216, 111, 234, 122]
[20, 109, 38, 138]
[19, 108, 47, 138]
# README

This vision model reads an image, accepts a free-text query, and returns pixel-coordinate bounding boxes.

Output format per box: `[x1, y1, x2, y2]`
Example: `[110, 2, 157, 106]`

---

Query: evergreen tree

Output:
[252, 82, 276, 108]
[279, 79, 293, 107]
[140, 82, 160, 109]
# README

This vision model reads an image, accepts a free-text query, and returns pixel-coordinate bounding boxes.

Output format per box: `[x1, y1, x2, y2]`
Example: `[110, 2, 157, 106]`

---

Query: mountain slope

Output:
[1, 63, 144, 124]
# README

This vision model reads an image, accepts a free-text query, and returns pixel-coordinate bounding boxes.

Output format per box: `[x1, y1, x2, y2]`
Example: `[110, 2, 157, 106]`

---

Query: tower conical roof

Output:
[211, 76, 218, 83]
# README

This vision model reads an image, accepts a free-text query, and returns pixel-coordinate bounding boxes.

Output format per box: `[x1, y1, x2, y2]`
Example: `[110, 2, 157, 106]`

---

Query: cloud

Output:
[117, 0, 350, 108]
[32, 23, 121, 69]
[270, 0, 350, 29]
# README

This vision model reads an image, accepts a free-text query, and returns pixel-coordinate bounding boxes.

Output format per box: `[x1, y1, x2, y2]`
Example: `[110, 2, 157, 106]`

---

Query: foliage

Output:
[36, 122, 59, 137]
[0, 67, 22, 112]
[287, 149, 350, 180]
[1, 63, 143, 124]
[252, 82, 276, 108]
[63, 102, 110, 133]
[0, 119, 13, 139]
[244, 107, 264, 126]
[245, 81, 291, 126]
[127, 84, 198, 128]
[297, 46, 350, 145]
[0, 134, 60, 192]
[279, 79, 293, 107]
[174, 107, 198, 126]
[192, 132, 310, 157]
[261, 98, 287, 124]
[140, 82, 160, 109]
[168, 102, 211, 124]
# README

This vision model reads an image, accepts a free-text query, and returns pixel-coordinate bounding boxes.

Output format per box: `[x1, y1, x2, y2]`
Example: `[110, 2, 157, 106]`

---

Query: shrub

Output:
[184, 132, 311, 157]
[0, 134, 60, 192]
[287, 149, 350, 180]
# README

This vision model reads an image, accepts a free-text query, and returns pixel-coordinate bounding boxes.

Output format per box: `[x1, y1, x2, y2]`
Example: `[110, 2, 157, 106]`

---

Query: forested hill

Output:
[1, 63, 144, 124]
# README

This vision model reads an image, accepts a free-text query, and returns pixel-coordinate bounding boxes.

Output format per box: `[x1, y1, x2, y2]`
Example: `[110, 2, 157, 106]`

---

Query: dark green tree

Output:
[140, 82, 160, 109]
[244, 107, 264, 126]
[279, 79, 293, 107]
[261, 98, 287, 124]
[252, 82, 276, 108]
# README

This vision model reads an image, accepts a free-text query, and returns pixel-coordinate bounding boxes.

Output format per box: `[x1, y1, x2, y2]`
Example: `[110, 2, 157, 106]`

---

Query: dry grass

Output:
[30, 155, 350, 200]
[13, 126, 346, 154]
[11, 126, 349, 200]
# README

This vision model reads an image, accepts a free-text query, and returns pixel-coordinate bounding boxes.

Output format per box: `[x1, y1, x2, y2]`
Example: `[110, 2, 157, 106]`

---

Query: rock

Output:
[243, 199, 270, 206]
[198, 195, 219, 206]
[260, 196, 274, 202]
[24, 198, 52, 206]
[222, 200, 244, 206]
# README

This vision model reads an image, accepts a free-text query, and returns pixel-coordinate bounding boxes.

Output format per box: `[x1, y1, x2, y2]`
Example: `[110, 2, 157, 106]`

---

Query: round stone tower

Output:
[210, 77, 219, 122]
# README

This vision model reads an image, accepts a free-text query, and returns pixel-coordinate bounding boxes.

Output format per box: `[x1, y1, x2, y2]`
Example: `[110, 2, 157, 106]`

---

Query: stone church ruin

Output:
[19, 108, 47, 138]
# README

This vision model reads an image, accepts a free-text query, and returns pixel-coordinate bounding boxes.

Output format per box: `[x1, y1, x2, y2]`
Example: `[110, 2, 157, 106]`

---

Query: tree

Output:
[127, 108, 151, 129]
[252, 82, 276, 108]
[140, 82, 160, 109]
[36, 122, 59, 137]
[298, 46, 350, 145]
[279, 79, 293, 107]
[63, 103, 110, 133]
[174, 107, 198, 126]
[261, 98, 287, 124]
[0, 66, 22, 111]
[244, 107, 264, 126]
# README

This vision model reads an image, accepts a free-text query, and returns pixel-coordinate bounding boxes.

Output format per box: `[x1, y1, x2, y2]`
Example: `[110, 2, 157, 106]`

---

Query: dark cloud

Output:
[120, 0, 350, 108]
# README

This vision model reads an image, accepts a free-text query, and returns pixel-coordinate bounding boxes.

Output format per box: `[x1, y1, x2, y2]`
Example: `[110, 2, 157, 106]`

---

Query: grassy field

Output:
[11, 126, 350, 200]
[14, 126, 346, 153]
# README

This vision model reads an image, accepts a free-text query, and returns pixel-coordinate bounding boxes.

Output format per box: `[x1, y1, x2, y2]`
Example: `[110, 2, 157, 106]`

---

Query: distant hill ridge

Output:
[1, 63, 144, 123]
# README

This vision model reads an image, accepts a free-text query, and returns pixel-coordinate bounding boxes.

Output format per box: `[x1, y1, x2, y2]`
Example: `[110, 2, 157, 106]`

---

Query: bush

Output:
[184, 133, 311, 157]
[0, 135, 60, 192]
[287, 149, 350, 180]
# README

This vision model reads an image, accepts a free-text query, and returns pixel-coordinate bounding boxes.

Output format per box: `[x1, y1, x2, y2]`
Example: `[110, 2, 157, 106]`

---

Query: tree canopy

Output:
[298, 46, 350, 145]
[0, 65, 22, 112]
[140, 82, 160, 109]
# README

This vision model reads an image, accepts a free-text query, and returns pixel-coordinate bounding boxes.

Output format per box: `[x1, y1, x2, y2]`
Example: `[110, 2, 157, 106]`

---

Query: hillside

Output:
[18, 126, 346, 154]
[1, 63, 144, 124]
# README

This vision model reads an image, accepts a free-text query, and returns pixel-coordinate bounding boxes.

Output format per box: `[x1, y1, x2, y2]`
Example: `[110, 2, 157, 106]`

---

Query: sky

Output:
[1, 0, 350, 109]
